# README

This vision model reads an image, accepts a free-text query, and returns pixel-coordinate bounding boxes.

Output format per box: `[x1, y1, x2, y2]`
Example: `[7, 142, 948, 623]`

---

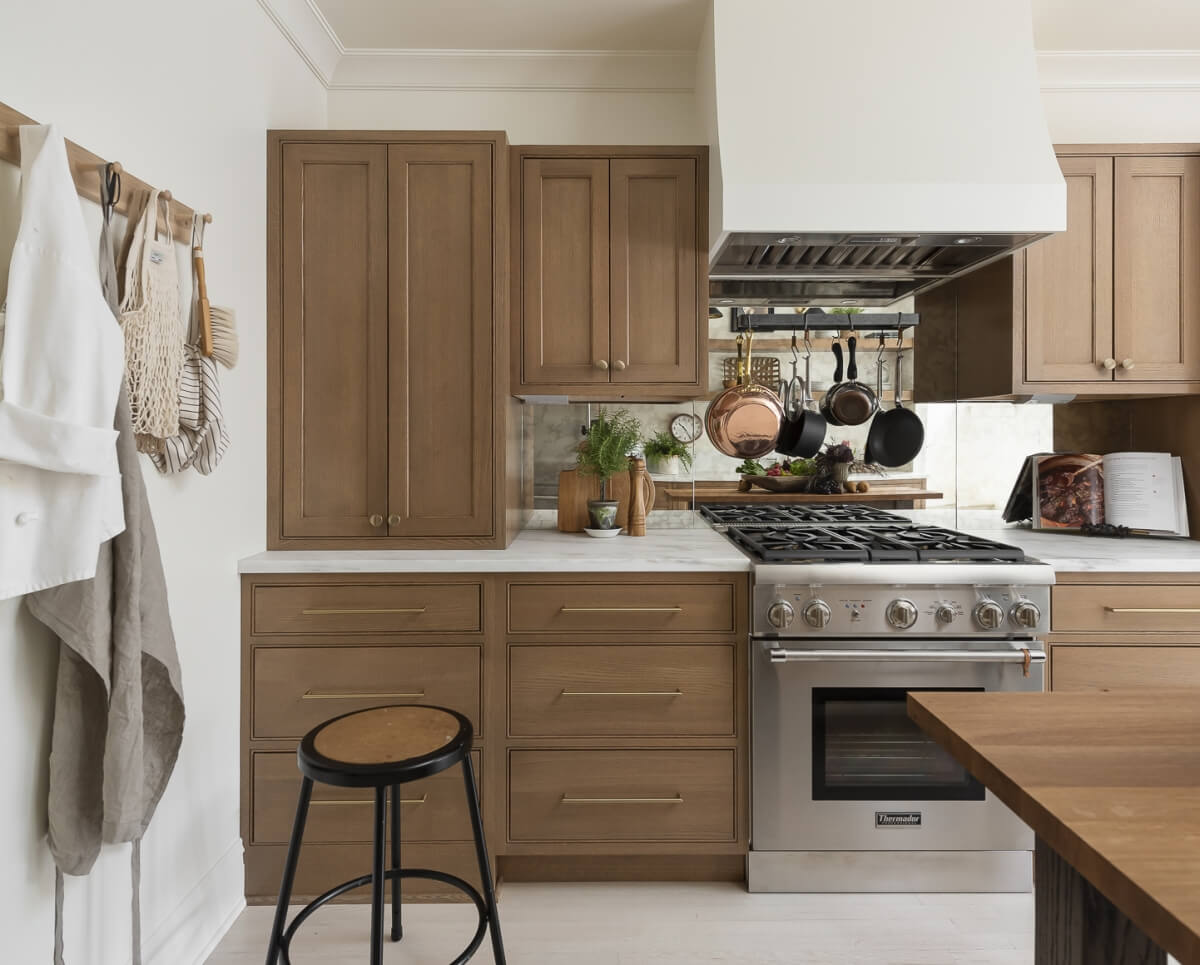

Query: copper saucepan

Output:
[705, 332, 784, 459]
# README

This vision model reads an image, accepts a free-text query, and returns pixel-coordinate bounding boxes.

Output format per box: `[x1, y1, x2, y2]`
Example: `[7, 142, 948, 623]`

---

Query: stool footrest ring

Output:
[279, 868, 490, 965]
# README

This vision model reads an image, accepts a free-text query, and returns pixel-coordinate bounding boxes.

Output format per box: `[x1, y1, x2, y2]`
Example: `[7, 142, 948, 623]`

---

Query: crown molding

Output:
[1038, 50, 1200, 92]
[254, 3, 1200, 100]
[330, 48, 696, 92]
[256, 0, 342, 86]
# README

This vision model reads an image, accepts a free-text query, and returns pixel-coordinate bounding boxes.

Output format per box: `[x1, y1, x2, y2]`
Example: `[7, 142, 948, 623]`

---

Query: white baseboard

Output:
[142, 838, 245, 965]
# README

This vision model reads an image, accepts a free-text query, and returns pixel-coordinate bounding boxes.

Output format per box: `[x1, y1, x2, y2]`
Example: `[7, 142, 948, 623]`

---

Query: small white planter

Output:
[646, 454, 682, 475]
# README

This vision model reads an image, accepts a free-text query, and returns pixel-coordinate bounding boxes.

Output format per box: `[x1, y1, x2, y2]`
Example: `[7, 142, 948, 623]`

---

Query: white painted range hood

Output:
[698, 0, 1066, 307]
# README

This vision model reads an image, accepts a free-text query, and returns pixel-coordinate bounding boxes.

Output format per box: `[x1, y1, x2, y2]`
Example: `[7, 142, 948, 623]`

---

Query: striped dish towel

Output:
[148, 344, 229, 475]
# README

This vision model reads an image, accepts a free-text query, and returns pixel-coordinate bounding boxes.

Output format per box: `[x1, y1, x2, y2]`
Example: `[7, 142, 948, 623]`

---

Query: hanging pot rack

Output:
[0, 99, 211, 236]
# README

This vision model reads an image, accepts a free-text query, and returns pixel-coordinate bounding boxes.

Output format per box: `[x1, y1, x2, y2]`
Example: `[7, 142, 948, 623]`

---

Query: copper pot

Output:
[705, 332, 784, 459]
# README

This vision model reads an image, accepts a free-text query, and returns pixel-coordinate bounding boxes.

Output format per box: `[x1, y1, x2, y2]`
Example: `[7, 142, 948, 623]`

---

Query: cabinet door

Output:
[280, 143, 389, 538]
[1052, 645, 1200, 692]
[387, 143, 495, 537]
[610, 158, 700, 385]
[1024, 156, 1113, 382]
[1114, 155, 1200, 381]
[520, 158, 610, 384]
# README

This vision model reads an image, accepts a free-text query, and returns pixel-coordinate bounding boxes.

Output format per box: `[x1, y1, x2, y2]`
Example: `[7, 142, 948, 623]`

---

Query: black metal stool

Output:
[264, 705, 505, 965]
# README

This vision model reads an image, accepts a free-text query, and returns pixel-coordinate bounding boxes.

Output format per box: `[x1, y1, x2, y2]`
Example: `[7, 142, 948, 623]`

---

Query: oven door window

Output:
[812, 688, 985, 801]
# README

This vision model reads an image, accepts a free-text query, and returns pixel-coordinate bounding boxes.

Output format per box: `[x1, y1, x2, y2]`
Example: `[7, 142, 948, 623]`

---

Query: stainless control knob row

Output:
[802, 599, 832, 629]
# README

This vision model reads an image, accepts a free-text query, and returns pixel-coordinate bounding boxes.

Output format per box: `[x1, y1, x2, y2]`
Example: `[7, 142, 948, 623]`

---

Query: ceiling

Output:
[312, 0, 1200, 52]
[316, 0, 709, 51]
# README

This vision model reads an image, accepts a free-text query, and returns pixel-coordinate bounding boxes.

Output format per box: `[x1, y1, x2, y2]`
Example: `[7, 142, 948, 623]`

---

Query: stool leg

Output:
[462, 755, 506, 965]
[390, 784, 402, 942]
[265, 777, 313, 965]
[370, 786, 387, 965]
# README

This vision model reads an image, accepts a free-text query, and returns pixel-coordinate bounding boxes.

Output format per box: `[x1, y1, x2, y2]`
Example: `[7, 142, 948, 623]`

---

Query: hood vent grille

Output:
[709, 231, 1047, 307]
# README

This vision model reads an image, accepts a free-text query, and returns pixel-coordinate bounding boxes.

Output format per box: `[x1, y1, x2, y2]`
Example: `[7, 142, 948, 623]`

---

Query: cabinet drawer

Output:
[252, 750, 479, 844]
[509, 645, 734, 737]
[508, 582, 735, 635]
[1053, 584, 1200, 633]
[1052, 646, 1200, 692]
[252, 646, 480, 738]
[252, 583, 481, 635]
[508, 750, 735, 843]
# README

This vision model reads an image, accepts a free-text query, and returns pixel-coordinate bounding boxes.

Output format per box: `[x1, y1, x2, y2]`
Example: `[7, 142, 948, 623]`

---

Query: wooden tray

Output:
[742, 474, 812, 493]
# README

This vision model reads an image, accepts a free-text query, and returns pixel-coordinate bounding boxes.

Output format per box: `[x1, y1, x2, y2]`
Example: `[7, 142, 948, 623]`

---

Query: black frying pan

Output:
[820, 340, 844, 427]
[865, 339, 924, 466]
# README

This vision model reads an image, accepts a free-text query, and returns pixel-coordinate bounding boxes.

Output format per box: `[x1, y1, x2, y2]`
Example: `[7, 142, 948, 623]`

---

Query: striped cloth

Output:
[148, 343, 229, 475]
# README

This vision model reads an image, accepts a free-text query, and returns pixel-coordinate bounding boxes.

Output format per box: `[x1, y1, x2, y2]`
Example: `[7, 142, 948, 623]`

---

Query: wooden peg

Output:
[202, 213, 213, 223]
[160, 189, 172, 201]
[110, 161, 123, 174]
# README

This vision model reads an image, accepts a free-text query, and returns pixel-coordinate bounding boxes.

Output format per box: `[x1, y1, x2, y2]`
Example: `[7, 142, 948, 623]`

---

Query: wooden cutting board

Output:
[557, 468, 655, 533]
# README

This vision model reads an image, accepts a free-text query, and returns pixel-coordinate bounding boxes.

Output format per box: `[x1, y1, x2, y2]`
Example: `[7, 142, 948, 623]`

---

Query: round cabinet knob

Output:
[595, 359, 610, 370]
[1102, 357, 1117, 371]
[802, 599, 832, 629]
[886, 599, 919, 630]
[1011, 600, 1042, 629]
[1120, 358, 1135, 371]
[387, 513, 401, 527]
[935, 604, 957, 626]
[974, 600, 1005, 630]
[766, 600, 796, 630]
[612, 360, 627, 371]
[368, 514, 384, 528]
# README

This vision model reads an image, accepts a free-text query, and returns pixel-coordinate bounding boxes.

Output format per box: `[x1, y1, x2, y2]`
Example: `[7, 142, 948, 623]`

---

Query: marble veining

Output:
[238, 523, 752, 574]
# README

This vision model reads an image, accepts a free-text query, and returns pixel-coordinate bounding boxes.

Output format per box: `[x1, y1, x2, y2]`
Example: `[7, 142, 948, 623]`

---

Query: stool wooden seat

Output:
[265, 705, 505, 965]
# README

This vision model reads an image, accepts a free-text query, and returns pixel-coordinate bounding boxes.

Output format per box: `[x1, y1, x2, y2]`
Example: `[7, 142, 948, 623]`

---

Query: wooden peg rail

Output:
[0, 100, 210, 238]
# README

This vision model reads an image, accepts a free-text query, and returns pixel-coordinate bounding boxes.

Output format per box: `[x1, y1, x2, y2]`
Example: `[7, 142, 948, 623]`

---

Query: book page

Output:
[1102, 452, 1180, 534]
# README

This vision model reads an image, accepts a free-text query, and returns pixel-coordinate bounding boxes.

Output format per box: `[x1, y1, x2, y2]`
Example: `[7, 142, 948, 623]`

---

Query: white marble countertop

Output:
[238, 523, 752, 574]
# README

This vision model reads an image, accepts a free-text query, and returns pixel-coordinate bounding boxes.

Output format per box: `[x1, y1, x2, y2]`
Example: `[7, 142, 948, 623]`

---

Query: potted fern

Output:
[643, 430, 694, 476]
[577, 407, 641, 531]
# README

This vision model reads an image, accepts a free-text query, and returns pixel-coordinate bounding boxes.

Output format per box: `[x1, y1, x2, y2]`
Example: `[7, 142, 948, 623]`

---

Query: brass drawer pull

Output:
[312, 795, 427, 807]
[561, 795, 684, 805]
[1104, 607, 1200, 614]
[302, 690, 426, 700]
[300, 607, 428, 615]
[559, 606, 684, 614]
[560, 690, 683, 697]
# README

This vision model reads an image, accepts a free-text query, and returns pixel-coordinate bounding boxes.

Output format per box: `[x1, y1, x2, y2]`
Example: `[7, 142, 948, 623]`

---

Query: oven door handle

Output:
[768, 648, 1046, 665]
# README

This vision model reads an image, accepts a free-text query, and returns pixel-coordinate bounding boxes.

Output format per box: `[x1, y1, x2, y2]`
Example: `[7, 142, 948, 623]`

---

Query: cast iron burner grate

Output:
[727, 524, 1027, 563]
[700, 504, 908, 527]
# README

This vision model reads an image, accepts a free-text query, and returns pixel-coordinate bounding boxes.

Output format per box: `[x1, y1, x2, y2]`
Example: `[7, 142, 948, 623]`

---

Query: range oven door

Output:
[751, 639, 1044, 853]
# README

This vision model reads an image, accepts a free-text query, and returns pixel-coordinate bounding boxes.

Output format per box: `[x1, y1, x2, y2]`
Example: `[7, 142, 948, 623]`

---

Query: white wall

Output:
[0, 3, 325, 963]
[328, 89, 700, 143]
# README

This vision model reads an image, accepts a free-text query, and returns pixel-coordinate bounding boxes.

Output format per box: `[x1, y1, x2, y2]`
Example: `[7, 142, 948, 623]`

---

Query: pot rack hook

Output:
[790, 332, 799, 365]
[801, 314, 813, 360]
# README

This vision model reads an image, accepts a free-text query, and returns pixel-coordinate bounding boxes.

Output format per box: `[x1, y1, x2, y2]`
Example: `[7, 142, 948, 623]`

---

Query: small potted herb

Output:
[577, 407, 642, 530]
[642, 430, 694, 476]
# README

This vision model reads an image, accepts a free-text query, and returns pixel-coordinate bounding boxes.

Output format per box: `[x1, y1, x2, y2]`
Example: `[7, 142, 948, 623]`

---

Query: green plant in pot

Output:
[577, 407, 642, 530]
[642, 430, 694, 476]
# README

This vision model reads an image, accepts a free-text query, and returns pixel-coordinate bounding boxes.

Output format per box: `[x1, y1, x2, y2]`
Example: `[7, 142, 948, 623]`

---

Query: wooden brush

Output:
[192, 245, 238, 367]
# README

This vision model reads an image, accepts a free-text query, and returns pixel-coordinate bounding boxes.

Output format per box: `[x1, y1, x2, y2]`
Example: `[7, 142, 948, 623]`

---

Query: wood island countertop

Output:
[908, 692, 1200, 964]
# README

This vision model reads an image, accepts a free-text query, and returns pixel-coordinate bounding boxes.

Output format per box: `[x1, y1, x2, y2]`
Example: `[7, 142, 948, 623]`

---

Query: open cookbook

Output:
[1004, 451, 1190, 537]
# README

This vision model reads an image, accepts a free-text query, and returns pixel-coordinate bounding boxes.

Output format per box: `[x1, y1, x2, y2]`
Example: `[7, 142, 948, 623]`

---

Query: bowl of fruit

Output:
[736, 458, 815, 492]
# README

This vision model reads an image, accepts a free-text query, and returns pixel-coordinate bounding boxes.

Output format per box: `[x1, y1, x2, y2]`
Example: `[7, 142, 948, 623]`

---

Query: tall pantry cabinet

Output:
[268, 132, 516, 549]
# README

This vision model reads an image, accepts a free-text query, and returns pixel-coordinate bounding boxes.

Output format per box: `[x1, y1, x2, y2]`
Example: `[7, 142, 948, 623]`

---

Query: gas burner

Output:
[700, 503, 908, 527]
[728, 524, 1027, 564]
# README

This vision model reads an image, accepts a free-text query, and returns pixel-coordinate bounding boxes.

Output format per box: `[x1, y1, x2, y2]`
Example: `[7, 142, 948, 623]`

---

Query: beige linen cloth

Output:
[26, 164, 184, 965]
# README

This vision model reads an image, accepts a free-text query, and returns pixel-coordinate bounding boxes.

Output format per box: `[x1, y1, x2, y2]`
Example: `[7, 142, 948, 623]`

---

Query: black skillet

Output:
[865, 336, 924, 466]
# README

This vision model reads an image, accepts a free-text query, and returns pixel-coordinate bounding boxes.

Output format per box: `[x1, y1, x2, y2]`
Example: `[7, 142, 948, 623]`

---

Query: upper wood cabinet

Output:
[268, 132, 514, 549]
[513, 147, 708, 399]
[916, 145, 1200, 401]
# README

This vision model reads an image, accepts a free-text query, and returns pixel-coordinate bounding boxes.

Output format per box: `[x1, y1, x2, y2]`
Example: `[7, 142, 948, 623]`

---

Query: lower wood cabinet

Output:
[242, 571, 750, 903]
[1049, 577, 1200, 693]
[508, 749, 736, 843]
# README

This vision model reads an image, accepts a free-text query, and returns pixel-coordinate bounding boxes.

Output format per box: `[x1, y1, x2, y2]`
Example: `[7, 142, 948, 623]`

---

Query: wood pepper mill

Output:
[628, 457, 647, 537]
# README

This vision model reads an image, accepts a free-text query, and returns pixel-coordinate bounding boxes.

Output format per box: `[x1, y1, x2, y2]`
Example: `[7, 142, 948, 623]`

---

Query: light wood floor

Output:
[209, 882, 1037, 964]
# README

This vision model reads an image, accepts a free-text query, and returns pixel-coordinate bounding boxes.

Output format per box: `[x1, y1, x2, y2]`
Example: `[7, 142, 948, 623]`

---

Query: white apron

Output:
[0, 124, 125, 599]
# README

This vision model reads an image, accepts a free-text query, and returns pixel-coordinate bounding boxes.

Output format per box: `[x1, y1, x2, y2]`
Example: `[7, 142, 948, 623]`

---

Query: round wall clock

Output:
[670, 412, 703, 444]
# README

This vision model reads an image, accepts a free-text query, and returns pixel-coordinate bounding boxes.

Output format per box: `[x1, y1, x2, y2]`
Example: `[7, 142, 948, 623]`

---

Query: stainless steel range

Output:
[700, 505, 1053, 893]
